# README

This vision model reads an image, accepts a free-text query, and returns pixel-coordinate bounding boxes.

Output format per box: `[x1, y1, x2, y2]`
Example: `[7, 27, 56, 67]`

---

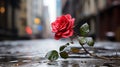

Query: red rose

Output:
[51, 14, 75, 40]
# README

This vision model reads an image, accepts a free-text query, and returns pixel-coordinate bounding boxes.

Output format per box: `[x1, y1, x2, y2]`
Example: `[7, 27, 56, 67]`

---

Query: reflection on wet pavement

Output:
[0, 58, 119, 67]
[0, 39, 120, 67]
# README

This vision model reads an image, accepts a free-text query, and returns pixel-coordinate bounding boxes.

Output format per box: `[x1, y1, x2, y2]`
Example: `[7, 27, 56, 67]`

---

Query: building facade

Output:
[62, 0, 120, 41]
[0, 0, 21, 40]
[27, 0, 44, 38]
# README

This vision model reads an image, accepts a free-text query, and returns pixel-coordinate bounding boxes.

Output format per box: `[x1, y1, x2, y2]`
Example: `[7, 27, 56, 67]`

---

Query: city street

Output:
[0, 39, 68, 58]
[0, 39, 120, 67]
[0, 0, 120, 67]
[1, 39, 120, 58]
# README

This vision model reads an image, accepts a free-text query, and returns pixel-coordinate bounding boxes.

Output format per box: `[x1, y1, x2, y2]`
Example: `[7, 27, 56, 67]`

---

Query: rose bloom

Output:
[51, 14, 75, 40]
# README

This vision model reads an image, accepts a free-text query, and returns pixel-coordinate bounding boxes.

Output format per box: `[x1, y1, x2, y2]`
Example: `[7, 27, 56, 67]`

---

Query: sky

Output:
[43, 0, 57, 23]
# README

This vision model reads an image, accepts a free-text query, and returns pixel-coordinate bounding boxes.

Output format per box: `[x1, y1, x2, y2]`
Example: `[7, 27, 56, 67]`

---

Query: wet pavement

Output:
[0, 58, 120, 67]
[0, 39, 120, 67]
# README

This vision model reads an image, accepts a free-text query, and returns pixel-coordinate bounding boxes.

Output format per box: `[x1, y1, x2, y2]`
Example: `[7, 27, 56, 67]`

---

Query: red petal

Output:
[62, 29, 73, 38]
[54, 33, 62, 40]
[67, 18, 75, 29]
[65, 14, 72, 19]
[51, 22, 57, 32]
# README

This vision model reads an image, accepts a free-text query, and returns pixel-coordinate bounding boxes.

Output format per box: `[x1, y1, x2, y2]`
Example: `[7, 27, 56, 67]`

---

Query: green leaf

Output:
[80, 23, 90, 36]
[66, 43, 70, 45]
[60, 51, 68, 59]
[59, 45, 67, 51]
[59, 43, 69, 51]
[86, 37, 94, 46]
[45, 50, 59, 61]
[78, 37, 86, 45]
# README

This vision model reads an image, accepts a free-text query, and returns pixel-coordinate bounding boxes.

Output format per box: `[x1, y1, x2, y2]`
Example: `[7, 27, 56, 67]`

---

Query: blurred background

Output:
[0, 0, 120, 66]
[0, 0, 120, 41]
